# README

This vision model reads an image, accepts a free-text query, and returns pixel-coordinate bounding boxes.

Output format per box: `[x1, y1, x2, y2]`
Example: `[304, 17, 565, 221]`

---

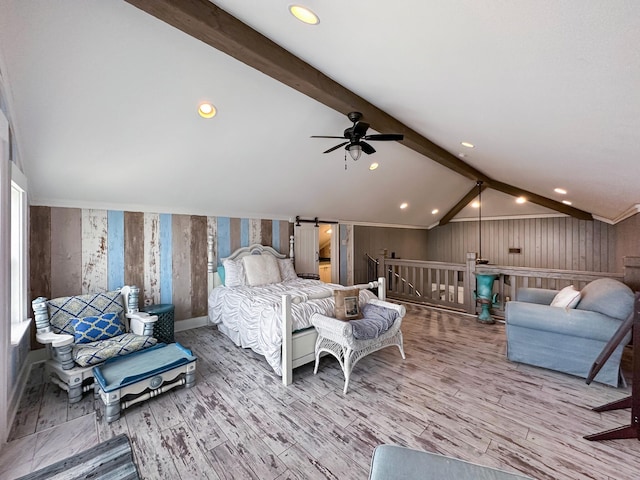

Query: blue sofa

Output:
[505, 278, 634, 387]
[369, 445, 533, 479]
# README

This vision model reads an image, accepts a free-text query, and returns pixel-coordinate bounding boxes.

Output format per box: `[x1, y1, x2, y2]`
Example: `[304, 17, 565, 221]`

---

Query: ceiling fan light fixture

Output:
[198, 102, 216, 118]
[347, 144, 362, 161]
[289, 5, 319, 25]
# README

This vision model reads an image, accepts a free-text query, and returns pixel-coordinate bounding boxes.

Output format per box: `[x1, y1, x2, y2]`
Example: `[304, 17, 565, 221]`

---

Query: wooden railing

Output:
[381, 258, 473, 313]
[377, 253, 640, 318]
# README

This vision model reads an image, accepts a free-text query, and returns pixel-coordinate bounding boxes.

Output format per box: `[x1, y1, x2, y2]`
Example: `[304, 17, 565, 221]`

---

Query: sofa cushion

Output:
[576, 278, 634, 320]
[550, 285, 581, 309]
[47, 290, 125, 336]
[72, 333, 158, 367]
[72, 313, 125, 344]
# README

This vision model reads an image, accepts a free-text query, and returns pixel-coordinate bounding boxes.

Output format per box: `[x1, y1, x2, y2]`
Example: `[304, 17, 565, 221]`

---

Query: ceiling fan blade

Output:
[323, 141, 349, 154]
[311, 135, 347, 139]
[360, 141, 376, 155]
[353, 121, 370, 137]
[363, 133, 404, 141]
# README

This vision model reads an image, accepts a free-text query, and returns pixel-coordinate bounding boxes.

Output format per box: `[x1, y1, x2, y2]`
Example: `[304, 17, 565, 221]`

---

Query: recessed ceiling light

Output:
[400, 202, 408, 209]
[289, 5, 319, 24]
[431, 209, 439, 215]
[471, 201, 480, 208]
[516, 197, 526, 204]
[369, 162, 379, 171]
[458, 153, 466, 158]
[554, 188, 567, 195]
[461, 142, 474, 148]
[198, 102, 216, 118]
[562, 200, 572, 205]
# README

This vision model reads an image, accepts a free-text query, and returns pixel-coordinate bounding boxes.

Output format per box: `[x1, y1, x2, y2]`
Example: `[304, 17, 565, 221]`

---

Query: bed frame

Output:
[206, 237, 387, 385]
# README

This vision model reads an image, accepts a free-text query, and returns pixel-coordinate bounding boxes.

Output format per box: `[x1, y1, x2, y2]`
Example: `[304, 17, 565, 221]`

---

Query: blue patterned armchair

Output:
[32, 286, 159, 403]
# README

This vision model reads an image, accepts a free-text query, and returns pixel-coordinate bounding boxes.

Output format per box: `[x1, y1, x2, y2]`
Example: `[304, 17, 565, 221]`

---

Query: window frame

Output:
[10, 162, 28, 342]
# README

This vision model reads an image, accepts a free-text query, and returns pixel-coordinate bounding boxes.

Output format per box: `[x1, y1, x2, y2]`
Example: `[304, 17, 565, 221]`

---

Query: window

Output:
[10, 163, 28, 343]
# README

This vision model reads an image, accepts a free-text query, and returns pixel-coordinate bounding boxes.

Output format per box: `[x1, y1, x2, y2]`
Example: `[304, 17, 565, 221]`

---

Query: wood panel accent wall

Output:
[353, 226, 429, 284]
[427, 217, 617, 272]
[614, 213, 640, 273]
[29, 207, 294, 330]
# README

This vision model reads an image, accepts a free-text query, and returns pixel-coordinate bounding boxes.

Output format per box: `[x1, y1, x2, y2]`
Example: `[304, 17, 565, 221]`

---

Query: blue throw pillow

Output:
[71, 312, 124, 344]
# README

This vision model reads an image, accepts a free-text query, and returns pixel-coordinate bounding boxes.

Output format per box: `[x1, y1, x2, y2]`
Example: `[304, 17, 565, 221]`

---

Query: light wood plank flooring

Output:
[2, 303, 640, 479]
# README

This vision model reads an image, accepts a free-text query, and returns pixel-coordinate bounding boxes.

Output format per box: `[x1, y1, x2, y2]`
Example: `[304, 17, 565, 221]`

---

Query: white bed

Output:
[207, 241, 385, 385]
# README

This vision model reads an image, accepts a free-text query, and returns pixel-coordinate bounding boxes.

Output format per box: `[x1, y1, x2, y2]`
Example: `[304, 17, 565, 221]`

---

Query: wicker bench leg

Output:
[397, 332, 406, 359]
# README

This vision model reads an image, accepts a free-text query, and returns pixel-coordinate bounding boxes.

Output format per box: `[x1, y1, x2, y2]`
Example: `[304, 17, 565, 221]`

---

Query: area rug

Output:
[17, 434, 139, 480]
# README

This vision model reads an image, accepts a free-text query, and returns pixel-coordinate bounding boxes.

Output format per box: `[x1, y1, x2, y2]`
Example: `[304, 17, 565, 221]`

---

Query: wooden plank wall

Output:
[353, 226, 429, 284]
[29, 207, 294, 326]
[426, 217, 617, 272]
[614, 213, 640, 272]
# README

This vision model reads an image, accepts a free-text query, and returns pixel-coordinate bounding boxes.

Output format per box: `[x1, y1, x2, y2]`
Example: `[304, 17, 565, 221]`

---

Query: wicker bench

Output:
[311, 299, 405, 393]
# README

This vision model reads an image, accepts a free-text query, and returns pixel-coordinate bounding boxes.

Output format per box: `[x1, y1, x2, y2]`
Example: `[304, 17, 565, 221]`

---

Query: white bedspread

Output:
[208, 279, 375, 375]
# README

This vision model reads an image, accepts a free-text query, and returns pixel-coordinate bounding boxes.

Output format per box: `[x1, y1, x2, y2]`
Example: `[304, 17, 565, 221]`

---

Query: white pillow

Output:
[243, 254, 282, 286]
[223, 259, 246, 287]
[550, 285, 581, 309]
[278, 258, 298, 282]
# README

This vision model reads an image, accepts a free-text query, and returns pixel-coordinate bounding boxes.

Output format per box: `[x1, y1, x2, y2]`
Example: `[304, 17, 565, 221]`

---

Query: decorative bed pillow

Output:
[223, 259, 246, 287]
[217, 265, 226, 285]
[278, 258, 298, 282]
[71, 312, 124, 344]
[334, 288, 363, 321]
[243, 254, 282, 286]
[550, 285, 581, 309]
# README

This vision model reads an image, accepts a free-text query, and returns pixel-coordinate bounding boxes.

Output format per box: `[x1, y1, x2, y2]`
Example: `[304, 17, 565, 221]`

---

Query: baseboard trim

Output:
[175, 316, 209, 333]
[7, 349, 48, 443]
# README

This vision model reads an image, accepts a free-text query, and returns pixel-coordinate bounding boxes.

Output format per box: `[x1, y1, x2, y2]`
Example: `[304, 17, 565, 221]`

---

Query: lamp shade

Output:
[347, 144, 362, 161]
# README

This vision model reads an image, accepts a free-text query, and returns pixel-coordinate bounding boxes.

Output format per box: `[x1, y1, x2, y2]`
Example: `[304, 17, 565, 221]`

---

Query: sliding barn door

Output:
[294, 224, 319, 275]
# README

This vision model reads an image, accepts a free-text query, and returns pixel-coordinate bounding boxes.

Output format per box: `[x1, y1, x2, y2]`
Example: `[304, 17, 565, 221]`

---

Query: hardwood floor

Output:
[2, 303, 640, 479]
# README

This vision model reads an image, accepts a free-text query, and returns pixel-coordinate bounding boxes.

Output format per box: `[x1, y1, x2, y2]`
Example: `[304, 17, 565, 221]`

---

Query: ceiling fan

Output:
[311, 112, 404, 161]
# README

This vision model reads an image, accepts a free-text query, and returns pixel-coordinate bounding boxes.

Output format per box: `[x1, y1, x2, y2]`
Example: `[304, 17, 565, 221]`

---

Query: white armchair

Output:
[32, 285, 159, 403]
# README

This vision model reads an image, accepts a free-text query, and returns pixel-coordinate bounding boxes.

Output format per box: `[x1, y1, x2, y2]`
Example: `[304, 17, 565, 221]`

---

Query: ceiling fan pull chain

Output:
[344, 151, 347, 170]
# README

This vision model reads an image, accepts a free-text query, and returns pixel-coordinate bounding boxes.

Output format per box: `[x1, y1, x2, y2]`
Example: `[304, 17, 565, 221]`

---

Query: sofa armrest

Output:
[505, 301, 627, 343]
[127, 312, 158, 336]
[515, 288, 558, 305]
[36, 331, 74, 348]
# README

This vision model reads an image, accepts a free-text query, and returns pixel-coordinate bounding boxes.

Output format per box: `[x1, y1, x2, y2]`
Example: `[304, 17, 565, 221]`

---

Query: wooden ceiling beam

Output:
[486, 180, 593, 220]
[124, 0, 593, 221]
[439, 183, 487, 226]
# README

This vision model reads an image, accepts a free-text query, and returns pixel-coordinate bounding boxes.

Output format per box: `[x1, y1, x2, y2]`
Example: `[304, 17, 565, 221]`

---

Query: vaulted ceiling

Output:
[0, 1, 638, 228]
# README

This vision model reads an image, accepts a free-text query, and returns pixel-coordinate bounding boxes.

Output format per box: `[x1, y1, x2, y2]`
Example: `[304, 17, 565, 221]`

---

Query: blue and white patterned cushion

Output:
[71, 313, 124, 344]
[72, 333, 158, 367]
[47, 290, 125, 336]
